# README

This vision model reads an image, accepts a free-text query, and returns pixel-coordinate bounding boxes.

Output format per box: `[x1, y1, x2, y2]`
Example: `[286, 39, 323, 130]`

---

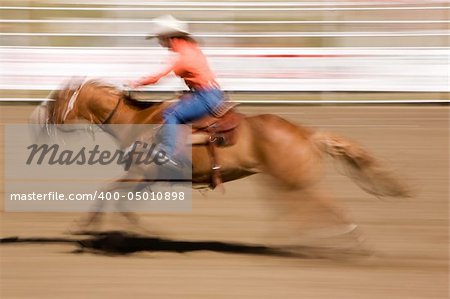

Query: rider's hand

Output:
[128, 80, 141, 89]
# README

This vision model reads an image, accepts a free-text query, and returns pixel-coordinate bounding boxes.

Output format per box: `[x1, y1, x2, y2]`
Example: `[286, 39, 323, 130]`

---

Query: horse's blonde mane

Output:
[47, 78, 122, 124]
[85, 78, 121, 91]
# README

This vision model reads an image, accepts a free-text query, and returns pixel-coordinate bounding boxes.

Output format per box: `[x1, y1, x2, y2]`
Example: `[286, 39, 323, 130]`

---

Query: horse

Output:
[31, 78, 410, 245]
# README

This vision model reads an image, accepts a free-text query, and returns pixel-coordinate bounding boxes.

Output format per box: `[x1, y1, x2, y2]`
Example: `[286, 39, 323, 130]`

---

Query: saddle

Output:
[191, 107, 243, 146]
[124, 93, 242, 189]
[190, 104, 244, 189]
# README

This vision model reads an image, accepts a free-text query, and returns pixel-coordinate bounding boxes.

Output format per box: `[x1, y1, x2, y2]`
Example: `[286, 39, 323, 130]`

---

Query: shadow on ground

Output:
[1, 231, 372, 259]
[1, 231, 295, 257]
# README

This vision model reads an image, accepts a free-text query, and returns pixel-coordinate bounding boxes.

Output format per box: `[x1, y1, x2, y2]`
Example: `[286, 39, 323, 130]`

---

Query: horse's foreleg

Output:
[114, 180, 154, 234]
[69, 189, 112, 234]
[69, 166, 151, 234]
[68, 208, 104, 235]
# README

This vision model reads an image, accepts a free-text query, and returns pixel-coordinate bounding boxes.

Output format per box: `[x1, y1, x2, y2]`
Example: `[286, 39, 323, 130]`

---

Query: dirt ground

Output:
[0, 104, 448, 299]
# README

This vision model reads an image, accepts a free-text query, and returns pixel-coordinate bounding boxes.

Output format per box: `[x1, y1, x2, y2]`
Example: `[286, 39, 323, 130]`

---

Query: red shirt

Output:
[139, 38, 217, 90]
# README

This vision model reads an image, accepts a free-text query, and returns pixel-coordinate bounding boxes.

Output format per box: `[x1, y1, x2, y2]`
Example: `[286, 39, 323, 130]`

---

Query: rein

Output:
[100, 96, 121, 125]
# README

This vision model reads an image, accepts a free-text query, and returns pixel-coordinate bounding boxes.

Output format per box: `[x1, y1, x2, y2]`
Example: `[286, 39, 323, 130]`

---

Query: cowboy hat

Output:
[146, 15, 190, 39]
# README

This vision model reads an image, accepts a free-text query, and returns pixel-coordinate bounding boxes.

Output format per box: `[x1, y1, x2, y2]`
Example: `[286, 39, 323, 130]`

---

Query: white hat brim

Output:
[146, 15, 190, 39]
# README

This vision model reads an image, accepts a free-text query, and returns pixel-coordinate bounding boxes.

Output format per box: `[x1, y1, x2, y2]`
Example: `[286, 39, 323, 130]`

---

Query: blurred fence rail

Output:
[1, 1, 448, 47]
[0, 1, 449, 101]
[0, 47, 448, 93]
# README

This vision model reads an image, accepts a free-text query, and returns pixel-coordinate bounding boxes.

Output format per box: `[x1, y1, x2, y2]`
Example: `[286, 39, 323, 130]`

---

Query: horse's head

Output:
[36, 78, 124, 125]
[28, 78, 123, 142]
[29, 78, 170, 144]
[28, 87, 63, 141]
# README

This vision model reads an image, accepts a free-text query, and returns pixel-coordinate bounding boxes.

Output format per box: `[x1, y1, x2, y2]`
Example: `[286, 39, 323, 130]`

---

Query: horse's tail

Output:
[312, 131, 411, 198]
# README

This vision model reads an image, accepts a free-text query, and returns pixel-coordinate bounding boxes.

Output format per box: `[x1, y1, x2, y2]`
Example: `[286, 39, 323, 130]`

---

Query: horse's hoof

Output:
[65, 220, 96, 235]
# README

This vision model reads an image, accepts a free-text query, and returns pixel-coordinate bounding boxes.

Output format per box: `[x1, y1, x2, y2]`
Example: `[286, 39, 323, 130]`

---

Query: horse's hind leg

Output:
[277, 185, 366, 249]
[246, 115, 365, 248]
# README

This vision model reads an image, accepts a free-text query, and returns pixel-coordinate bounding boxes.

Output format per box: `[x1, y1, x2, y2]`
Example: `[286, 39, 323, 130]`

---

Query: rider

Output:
[130, 15, 224, 167]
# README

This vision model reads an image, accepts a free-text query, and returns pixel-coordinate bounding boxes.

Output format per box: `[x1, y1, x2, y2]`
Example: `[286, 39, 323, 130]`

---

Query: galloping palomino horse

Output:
[31, 78, 410, 242]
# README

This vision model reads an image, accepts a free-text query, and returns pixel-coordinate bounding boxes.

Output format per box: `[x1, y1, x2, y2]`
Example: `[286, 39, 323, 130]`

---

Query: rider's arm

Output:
[134, 56, 179, 87]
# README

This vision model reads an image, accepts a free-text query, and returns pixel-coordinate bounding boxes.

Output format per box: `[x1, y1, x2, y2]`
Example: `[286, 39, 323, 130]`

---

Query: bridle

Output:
[60, 79, 123, 126]
[100, 96, 121, 126]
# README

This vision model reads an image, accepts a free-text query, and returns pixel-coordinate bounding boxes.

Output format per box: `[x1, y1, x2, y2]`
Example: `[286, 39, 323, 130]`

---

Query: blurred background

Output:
[0, 1, 449, 299]
[0, 0, 449, 101]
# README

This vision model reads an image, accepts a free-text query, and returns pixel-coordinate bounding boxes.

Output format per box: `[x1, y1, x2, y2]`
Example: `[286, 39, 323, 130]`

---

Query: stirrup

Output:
[165, 156, 183, 168]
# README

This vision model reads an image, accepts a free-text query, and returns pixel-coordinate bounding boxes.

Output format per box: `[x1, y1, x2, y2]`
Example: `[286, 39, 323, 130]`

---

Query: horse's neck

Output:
[100, 100, 168, 147]
[113, 100, 168, 125]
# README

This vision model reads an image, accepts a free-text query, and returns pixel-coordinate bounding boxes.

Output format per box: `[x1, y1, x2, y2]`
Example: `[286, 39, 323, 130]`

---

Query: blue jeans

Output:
[160, 88, 223, 157]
